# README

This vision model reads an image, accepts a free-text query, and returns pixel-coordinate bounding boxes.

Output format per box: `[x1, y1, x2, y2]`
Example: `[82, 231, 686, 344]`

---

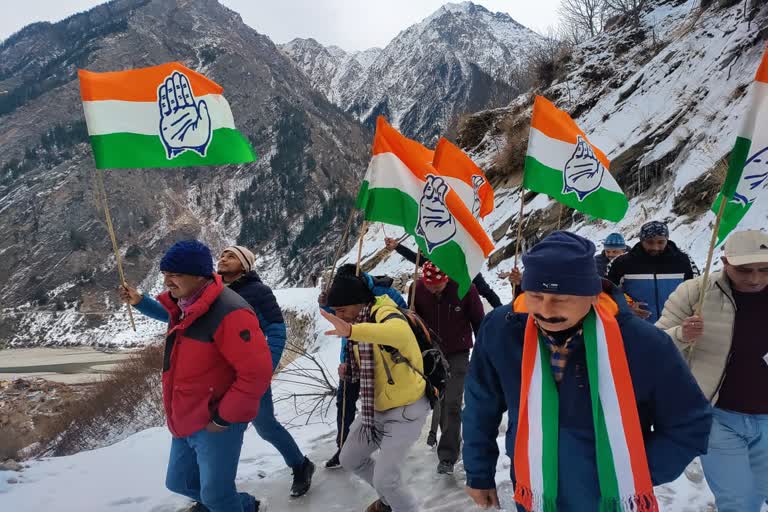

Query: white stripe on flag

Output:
[527, 127, 622, 194]
[528, 341, 545, 502]
[364, 152, 486, 274]
[82, 94, 236, 136]
[594, 313, 635, 498]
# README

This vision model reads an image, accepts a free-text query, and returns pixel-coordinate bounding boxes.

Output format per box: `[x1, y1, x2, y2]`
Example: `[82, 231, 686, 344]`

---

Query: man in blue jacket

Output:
[120, 245, 315, 502]
[318, 264, 408, 469]
[606, 221, 699, 323]
[462, 231, 711, 511]
[594, 232, 627, 277]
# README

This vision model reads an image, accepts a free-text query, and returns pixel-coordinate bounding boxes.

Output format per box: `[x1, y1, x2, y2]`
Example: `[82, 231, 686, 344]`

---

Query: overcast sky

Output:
[0, 0, 561, 50]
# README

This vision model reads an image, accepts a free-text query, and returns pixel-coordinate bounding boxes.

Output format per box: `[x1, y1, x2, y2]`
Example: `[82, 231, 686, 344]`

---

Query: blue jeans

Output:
[165, 422, 256, 512]
[336, 379, 360, 447]
[701, 407, 768, 512]
[252, 386, 305, 468]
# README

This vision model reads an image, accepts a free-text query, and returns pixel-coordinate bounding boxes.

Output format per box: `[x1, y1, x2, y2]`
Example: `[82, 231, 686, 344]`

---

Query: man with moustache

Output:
[462, 231, 711, 511]
[121, 245, 315, 504]
[607, 221, 699, 322]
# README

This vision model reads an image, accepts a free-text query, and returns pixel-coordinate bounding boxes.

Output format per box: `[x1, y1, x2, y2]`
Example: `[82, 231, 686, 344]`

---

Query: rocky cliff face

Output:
[0, 0, 369, 345]
[282, 1, 542, 144]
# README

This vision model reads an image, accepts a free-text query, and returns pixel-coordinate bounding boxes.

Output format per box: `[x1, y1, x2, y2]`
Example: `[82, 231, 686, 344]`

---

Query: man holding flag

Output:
[657, 230, 768, 511]
[462, 231, 711, 511]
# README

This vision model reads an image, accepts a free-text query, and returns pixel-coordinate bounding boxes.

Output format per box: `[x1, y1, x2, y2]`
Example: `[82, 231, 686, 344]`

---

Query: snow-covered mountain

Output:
[282, 2, 542, 144]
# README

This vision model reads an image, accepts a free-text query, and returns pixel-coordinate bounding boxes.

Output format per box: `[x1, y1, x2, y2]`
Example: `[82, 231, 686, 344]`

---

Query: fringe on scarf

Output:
[598, 492, 659, 512]
[514, 485, 558, 512]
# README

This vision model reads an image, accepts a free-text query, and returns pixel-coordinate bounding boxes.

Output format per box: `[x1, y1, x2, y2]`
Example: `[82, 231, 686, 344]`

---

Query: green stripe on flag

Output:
[719, 137, 753, 199]
[358, 186, 474, 296]
[523, 156, 628, 222]
[583, 311, 621, 507]
[538, 335, 560, 508]
[89, 128, 257, 169]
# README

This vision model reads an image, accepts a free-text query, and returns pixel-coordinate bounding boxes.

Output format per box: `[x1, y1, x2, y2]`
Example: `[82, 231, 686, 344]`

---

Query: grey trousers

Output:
[430, 351, 469, 464]
[340, 396, 430, 512]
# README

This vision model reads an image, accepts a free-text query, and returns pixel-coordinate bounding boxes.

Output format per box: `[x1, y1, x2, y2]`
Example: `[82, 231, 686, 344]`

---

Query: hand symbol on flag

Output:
[158, 71, 212, 159]
[563, 135, 605, 201]
[417, 174, 457, 253]
[471, 175, 485, 218]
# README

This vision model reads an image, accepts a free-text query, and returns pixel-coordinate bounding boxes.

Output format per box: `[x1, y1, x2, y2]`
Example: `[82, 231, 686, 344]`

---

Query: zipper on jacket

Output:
[709, 280, 738, 402]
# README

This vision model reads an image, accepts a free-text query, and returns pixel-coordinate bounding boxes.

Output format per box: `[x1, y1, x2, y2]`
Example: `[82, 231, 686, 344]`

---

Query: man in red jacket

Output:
[413, 262, 485, 475]
[156, 240, 273, 512]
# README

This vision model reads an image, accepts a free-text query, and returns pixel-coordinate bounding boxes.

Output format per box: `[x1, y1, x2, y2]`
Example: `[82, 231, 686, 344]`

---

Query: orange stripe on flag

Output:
[530, 96, 610, 169]
[597, 305, 654, 493]
[513, 316, 538, 509]
[755, 44, 768, 84]
[433, 138, 495, 218]
[78, 62, 223, 102]
[372, 117, 494, 255]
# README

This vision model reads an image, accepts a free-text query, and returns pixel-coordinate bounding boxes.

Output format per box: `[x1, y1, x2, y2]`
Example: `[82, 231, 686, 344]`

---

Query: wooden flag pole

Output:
[511, 187, 526, 299]
[355, 221, 369, 277]
[324, 210, 357, 292]
[408, 249, 421, 310]
[687, 189, 729, 365]
[95, 169, 136, 331]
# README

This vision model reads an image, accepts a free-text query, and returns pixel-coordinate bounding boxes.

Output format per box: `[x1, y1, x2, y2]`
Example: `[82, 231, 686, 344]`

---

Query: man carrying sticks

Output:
[121, 244, 315, 502]
[657, 230, 768, 512]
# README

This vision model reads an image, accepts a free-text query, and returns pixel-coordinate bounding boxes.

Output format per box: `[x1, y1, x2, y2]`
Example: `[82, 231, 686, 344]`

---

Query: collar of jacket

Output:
[158, 273, 224, 330]
[228, 270, 262, 290]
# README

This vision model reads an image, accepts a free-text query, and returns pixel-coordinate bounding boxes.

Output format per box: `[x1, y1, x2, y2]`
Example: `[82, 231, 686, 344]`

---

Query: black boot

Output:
[290, 457, 315, 497]
[325, 449, 342, 469]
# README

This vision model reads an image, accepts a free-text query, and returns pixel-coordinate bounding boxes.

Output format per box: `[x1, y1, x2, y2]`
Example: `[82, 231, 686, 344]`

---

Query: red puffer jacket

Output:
[157, 274, 272, 438]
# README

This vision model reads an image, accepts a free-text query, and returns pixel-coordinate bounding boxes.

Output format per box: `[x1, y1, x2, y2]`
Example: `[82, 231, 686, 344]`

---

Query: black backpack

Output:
[379, 307, 450, 409]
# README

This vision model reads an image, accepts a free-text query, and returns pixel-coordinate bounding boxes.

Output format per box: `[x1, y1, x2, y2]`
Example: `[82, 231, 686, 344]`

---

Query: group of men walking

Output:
[122, 218, 767, 512]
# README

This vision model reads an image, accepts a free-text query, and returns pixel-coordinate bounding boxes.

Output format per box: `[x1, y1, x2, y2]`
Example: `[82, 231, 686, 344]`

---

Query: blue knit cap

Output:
[604, 232, 626, 249]
[522, 231, 602, 296]
[160, 240, 214, 277]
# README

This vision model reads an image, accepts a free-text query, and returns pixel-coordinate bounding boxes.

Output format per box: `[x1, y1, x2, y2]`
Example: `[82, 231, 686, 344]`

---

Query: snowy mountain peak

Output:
[283, 1, 541, 144]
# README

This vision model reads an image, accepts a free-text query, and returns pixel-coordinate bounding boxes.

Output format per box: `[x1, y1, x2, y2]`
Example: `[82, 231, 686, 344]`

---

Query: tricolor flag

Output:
[711, 46, 768, 244]
[433, 138, 495, 219]
[524, 96, 628, 222]
[78, 62, 256, 169]
[356, 117, 494, 297]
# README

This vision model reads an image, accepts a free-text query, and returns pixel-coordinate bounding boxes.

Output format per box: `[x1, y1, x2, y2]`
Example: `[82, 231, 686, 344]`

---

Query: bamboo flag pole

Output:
[355, 221, 369, 277]
[687, 194, 728, 365]
[511, 186, 526, 300]
[324, 210, 357, 292]
[95, 169, 136, 331]
[409, 249, 421, 310]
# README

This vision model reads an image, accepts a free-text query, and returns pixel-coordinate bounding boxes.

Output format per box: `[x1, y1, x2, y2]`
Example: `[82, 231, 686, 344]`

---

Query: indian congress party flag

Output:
[78, 62, 256, 169]
[356, 117, 494, 297]
[712, 46, 768, 244]
[524, 96, 628, 222]
[433, 138, 495, 219]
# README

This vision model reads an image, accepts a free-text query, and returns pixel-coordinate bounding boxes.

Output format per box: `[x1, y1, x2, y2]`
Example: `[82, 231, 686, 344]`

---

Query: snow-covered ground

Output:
[0, 288, 735, 512]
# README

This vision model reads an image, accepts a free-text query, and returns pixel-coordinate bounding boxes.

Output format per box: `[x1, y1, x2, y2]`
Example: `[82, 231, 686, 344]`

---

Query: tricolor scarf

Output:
[514, 306, 659, 512]
[346, 304, 385, 445]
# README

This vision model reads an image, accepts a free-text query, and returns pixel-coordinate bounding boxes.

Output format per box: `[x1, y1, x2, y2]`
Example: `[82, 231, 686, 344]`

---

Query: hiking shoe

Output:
[437, 460, 454, 475]
[290, 457, 315, 497]
[365, 499, 393, 512]
[325, 450, 342, 469]
[426, 431, 437, 448]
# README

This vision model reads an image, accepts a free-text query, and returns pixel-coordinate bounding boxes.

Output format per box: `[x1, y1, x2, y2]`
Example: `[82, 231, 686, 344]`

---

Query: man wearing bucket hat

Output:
[462, 231, 711, 511]
[412, 261, 485, 474]
[657, 230, 768, 511]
